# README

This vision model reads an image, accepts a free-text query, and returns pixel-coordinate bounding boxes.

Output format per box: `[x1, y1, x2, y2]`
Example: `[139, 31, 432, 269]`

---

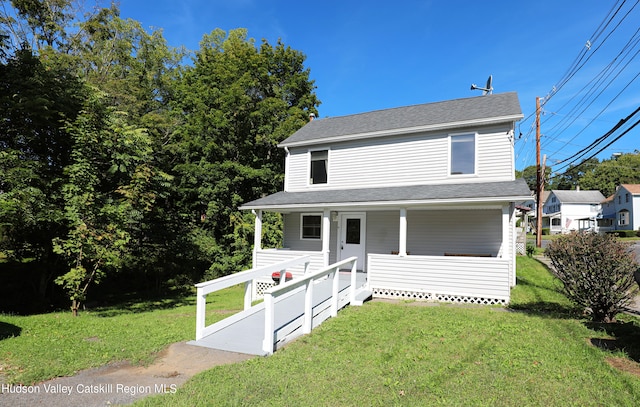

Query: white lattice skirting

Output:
[516, 242, 525, 255]
[371, 287, 507, 305]
[253, 278, 276, 299]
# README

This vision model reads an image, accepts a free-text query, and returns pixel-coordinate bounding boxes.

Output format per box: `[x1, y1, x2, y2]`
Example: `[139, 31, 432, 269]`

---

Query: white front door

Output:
[338, 213, 366, 271]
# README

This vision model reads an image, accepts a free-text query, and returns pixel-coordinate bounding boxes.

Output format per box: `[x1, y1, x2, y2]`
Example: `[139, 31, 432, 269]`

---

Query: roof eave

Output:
[278, 114, 523, 148]
[239, 194, 533, 211]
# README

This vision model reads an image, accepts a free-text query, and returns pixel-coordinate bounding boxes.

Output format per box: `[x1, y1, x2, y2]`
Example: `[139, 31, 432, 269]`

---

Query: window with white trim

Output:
[301, 214, 322, 239]
[450, 134, 475, 175]
[618, 210, 629, 226]
[551, 218, 561, 226]
[309, 150, 328, 184]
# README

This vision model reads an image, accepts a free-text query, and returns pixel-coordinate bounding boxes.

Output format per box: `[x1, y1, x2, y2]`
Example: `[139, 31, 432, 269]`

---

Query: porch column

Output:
[501, 205, 509, 259]
[322, 209, 331, 266]
[252, 209, 262, 268]
[399, 208, 407, 256]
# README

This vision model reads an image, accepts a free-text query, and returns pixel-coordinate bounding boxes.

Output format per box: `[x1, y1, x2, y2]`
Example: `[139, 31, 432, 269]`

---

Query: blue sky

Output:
[113, 0, 640, 172]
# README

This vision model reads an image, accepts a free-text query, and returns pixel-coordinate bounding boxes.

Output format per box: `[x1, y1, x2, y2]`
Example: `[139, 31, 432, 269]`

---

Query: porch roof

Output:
[240, 179, 532, 211]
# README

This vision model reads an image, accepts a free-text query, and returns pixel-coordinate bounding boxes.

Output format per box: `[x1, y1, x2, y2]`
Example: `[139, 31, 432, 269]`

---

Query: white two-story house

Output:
[542, 189, 605, 234]
[240, 92, 531, 305]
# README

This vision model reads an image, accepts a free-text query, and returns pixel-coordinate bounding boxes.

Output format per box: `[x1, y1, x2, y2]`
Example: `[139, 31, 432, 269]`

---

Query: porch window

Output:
[450, 134, 475, 175]
[310, 150, 328, 184]
[301, 214, 322, 239]
[618, 210, 629, 226]
[551, 218, 561, 226]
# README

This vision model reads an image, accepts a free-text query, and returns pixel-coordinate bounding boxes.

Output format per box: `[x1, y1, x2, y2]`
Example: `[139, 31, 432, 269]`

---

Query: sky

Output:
[111, 0, 640, 172]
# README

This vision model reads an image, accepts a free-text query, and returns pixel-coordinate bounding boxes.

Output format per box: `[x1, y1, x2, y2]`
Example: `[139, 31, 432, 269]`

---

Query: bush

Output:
[606, 230, 637, 238]
[542, 228, 550, 235]
[546, 232, 639, 323]
[526, 244, 536, 258]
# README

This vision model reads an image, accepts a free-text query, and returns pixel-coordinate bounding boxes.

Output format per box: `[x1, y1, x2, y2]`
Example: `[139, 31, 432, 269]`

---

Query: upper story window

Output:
[301, 214, 322, 239]
[450, 134, 475, 175]
[618, 210, 629, 226]
[626, 193, 630, 203]
[618, 196, 622, 204]
[310, 150, 328, 184]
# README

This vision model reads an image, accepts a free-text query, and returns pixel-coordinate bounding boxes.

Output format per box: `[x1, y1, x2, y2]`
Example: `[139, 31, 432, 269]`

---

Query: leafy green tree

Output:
[53, 90, 166, 315]
[549, 158, 599, 191]
[580, 153, 640, 197]
[515, 165, 551, 191]
[171, 28, 319, 278]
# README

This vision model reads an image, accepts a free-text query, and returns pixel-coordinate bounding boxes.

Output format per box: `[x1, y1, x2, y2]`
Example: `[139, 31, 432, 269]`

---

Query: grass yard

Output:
[2, 257, 640, 406]
[135, 257, 640, 407]
[0, 285, 245, 385]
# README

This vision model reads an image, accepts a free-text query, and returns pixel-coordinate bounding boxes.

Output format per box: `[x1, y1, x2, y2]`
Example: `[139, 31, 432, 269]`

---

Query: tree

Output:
[515, 165, 551, 191]
[546, 232, 639, 323]
[580, 153, 640, 197]
[53, 90, 166, 315]
[548, 158, 599, 191]
[170, 28, 319, 278]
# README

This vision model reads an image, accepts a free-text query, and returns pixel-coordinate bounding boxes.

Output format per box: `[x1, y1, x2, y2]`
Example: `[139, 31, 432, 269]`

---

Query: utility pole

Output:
[535, 96, 543, 248]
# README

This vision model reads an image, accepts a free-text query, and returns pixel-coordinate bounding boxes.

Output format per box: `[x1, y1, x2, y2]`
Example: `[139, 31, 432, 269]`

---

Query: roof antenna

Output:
[470, 75, 493, 95]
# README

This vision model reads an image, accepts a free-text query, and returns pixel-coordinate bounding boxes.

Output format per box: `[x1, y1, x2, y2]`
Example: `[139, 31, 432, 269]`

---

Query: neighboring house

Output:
[542, 189, 605, 234]
[240, 92, 531, 305]
[599, 184, 640, 233]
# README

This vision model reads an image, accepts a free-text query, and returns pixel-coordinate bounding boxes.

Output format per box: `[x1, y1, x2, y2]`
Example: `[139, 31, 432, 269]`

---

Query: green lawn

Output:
[134, 257, 640, 406]
[2, 258, 640, 406]
[0, 285, 245, 385]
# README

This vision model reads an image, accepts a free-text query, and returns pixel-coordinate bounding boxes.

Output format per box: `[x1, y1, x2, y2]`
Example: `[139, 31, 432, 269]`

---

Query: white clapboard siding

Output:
[285, 124, 514, 192]
[368, 254, 510, 302]
[406, 209, 502, 256]
[255, 249, 324, 276]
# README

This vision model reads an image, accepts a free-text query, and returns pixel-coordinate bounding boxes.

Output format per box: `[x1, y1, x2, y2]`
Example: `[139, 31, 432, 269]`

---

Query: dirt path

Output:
[0, 342, 254, 407]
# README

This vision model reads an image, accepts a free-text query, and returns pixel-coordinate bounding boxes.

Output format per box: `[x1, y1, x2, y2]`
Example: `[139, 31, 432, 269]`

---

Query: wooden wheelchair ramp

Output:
[188, 272, 368, 356]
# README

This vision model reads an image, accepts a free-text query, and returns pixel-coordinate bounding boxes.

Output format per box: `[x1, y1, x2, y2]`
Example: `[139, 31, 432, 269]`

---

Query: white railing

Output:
[194, 256, 311, 341]
[262, 256, 357, 355]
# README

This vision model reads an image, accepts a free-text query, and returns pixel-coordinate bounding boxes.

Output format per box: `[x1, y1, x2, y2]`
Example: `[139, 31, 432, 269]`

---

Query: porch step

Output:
[352, 289, 372, 306]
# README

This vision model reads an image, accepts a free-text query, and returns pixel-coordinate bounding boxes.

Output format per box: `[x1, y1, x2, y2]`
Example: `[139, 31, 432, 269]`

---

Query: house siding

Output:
[406, 209, 502, 256]
[285, 124, 514, 192]
[368, 254, 510, 303]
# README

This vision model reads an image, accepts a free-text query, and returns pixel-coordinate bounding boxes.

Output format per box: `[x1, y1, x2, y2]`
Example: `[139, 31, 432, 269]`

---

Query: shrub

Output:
[542, 228, 550, 235]
[546, 232, 639, 323]
[526, 244, 536, 258]
[606, 230, 637, 238]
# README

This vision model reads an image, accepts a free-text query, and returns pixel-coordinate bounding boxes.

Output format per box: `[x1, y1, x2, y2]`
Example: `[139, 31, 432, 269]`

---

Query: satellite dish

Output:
[470, 75, 493, 95]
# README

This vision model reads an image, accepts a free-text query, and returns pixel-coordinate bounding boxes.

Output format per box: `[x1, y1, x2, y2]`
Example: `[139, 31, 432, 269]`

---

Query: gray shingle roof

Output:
[551, 190, 605, 204]
[240, 179, 532, 210]
[281, 92, 522, 147]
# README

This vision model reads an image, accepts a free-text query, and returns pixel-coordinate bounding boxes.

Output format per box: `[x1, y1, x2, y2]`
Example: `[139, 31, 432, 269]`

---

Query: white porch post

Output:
[252, 209, 262, 268]
[322, 209, 330, 267]
[501, 205, 509, 259]
[399, 208, 407, 256]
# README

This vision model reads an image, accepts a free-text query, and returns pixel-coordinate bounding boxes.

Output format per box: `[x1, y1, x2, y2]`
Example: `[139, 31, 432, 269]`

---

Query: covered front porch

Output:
[250, 203, 517, 306]
[241, 180, 532, 306]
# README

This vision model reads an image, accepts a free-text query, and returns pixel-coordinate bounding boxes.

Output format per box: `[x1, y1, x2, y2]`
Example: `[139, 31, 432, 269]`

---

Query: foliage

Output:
[579, 153, 640, 197]
[0, 3, 318, 314]
[606, 230, 638, 238]
[548, 158, 599, 191]
[546, 232, 639, 322]
[169, 28, 317, 279]
[515, 164, 551, 190]
[525, 243, 536, 257]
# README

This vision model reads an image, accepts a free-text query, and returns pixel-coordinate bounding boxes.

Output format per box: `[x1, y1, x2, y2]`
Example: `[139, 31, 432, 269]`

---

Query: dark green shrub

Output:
[526, 244, 536, 258]
[542, 228, 550, 235]
[546, 232, 639, 323]
[606, 230, 636, 238]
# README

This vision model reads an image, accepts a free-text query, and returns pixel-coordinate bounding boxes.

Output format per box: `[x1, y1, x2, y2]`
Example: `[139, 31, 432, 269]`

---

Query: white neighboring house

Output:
[542, 189, 605, 234]
[240, 92, 531, 305]
[599, 184, 640, 233]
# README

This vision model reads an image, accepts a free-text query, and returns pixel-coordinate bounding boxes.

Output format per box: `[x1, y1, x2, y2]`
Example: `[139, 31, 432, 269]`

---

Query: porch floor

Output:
[188, 272, 368, 356]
